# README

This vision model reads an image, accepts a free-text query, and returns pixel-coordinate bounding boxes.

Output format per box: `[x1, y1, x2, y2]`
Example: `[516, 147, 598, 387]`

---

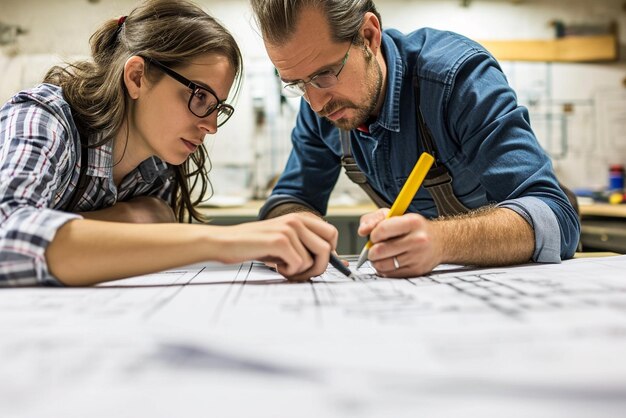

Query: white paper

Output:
[2, 256, 626, 418]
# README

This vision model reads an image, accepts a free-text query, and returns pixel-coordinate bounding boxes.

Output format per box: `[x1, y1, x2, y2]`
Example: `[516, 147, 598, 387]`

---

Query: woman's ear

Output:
[123, 56, 147, 100]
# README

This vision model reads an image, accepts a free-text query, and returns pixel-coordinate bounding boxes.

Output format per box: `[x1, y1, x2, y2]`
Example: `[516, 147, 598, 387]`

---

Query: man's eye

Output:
[313, 70, 335, 79]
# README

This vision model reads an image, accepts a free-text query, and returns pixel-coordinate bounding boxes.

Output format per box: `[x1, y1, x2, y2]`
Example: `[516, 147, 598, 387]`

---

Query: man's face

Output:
[314, 43, 383, 131]
[266, 8, 383, 130]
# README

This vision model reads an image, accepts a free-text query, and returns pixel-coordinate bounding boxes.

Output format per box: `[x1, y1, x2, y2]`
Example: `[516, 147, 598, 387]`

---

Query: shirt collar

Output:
[370, 31, 404, 134]
[85, 134, 169, 184]
[86, 134, 113, 178]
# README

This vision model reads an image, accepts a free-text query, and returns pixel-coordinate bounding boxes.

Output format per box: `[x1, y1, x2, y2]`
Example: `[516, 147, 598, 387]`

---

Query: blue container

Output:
[609, 164, 624, 191]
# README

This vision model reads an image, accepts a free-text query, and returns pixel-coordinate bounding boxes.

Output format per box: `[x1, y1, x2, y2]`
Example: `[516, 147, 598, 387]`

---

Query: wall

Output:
[1, 0, 625, 202]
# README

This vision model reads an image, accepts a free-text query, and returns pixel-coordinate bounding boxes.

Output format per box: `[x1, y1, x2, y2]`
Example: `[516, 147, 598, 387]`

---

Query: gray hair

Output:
[249, 0, 381, 45]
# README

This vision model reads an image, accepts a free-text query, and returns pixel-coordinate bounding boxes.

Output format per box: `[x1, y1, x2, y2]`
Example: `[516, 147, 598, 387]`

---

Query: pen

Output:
[355, 152, 435, 269]
[329, 252, 356, 280]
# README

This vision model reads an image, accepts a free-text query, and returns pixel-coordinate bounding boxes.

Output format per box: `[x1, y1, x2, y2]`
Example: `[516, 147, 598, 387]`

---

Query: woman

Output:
[0, 0, 337, 286]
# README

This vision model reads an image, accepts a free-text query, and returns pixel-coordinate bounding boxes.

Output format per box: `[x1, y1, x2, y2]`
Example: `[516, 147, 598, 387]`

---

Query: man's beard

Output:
[321, 51, 383, 131]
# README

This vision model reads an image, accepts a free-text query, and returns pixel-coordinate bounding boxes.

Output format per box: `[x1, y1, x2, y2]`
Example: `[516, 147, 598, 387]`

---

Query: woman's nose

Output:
[198, 112, 218, 135]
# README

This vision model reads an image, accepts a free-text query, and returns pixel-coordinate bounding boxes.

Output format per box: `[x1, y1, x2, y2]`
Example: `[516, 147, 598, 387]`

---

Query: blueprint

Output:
[1, 256, 626, 418]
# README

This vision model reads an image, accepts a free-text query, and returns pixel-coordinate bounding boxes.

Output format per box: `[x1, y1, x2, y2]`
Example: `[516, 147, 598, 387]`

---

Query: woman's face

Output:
[129, 53, 236, 166]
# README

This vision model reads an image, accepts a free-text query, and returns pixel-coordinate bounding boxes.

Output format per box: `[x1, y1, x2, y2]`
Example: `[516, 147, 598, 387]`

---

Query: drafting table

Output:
[1, 256, 626, 418]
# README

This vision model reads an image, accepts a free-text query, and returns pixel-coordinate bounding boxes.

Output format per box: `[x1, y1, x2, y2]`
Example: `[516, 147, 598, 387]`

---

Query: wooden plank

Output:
[477, 35, 617, 62]
[580, 203, 626, 219]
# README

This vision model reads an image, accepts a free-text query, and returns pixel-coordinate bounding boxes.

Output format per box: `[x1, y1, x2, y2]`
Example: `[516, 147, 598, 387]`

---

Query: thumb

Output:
[358, 208, 389, 236]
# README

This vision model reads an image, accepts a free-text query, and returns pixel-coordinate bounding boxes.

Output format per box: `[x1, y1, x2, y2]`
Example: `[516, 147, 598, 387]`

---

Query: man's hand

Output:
[358, 207, 534, 278]
[79, 196, 176, 224]
[358, 209, 441, 277]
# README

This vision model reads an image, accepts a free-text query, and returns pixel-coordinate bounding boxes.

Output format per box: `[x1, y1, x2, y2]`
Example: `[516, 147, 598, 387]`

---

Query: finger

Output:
[379, 265, 412, 278]
[358, 208, 389, 236]
[371, 253, 406, 275]
[369, 213, 425, 244]
[367, 223, 413, 265]
[277, 215, 337, 280]
[297, 216, 339, 250]
[370, 233, 435, 278]
[330, 250, 349, 266]
[382, 262, 433, 279]
[285, 224, 332, 281]
[256, 220, 314, 277]
[369, 226, 429, 264]
[266, 215, 332, 279]
[260, 260, 279, 271]
[278, 224, 316, 277]
[373, 252, 423, 278]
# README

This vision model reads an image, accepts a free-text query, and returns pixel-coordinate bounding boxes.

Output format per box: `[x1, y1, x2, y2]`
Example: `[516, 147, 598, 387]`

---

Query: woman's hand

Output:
[218, 213, 338, 281]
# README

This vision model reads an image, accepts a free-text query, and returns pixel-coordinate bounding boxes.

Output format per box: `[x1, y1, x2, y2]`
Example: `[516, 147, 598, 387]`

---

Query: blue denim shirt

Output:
[260, 28, 580, 262]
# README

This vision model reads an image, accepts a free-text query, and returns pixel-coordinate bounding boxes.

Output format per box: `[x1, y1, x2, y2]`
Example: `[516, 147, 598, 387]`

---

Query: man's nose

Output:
[303, 85, 331, 113]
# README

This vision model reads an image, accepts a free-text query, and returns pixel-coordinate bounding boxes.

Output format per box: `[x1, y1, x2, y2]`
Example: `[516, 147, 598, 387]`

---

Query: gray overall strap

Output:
[337, 75, 471, 217]
[339, 130, 390, 208]
[413, 74, 470, 217]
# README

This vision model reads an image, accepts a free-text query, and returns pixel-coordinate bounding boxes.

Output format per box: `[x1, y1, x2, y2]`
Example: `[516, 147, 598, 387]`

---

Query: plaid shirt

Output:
[0, 84, 174, 287]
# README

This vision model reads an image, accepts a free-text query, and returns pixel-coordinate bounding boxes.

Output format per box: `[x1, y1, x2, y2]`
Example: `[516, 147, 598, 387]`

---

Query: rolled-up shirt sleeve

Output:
[258, 193, 320, 220]
[0, 98, 81, 286]
[498, 197, 562, 263]
[447, 53, 580, 262]
[1, 208, 80, 286]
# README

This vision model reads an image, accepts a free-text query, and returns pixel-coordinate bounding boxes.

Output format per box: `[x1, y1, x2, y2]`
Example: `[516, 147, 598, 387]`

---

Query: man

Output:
[250, 0, 580, 278]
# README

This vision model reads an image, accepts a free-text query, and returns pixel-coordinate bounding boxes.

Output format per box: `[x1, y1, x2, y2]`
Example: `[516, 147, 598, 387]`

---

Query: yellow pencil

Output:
[355, 152, 435, 269]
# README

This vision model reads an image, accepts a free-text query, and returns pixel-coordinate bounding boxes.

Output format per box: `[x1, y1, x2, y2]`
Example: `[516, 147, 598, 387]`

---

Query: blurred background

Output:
[1, 0, 626, 207]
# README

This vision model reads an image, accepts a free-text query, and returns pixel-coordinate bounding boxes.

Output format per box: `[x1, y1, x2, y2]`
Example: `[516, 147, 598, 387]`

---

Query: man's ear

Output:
[361, 12, 382, 55]
[123, 56, 147, 100]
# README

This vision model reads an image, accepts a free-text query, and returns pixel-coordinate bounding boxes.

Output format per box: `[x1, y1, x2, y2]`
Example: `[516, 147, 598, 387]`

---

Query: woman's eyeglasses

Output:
[145, 57, 234, 127]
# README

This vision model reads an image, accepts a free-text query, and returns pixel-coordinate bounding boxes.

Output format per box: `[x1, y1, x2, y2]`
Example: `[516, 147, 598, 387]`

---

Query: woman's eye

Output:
[193, 90, 207, 103]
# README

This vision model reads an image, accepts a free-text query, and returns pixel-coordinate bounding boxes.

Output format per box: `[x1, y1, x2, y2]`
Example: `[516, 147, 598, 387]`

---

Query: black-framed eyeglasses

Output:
[145, 57, 235, 127]
[280, 35, 356, 98]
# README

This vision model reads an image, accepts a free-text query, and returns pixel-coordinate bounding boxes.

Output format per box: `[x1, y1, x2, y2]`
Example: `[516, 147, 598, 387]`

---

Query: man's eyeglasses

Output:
[280, 36, 355, 98]
[145, 57, 235, 127]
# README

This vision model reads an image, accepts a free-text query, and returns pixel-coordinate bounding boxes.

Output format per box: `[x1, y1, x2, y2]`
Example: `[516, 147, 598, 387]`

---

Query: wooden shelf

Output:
[580, 203, 626, 254]
[477, 34, 618, 62]
[580, 203, 626, 219]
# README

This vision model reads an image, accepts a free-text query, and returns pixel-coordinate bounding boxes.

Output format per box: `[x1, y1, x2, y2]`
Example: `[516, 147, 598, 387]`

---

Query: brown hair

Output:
[44, 0, 243, 222]
[249, 0, 381, 45]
